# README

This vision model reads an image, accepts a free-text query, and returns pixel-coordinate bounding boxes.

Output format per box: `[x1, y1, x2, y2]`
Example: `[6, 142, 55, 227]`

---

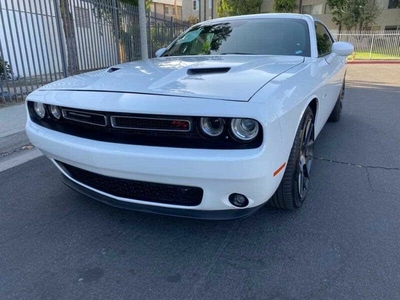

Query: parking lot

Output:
[1, 64, 400, 299]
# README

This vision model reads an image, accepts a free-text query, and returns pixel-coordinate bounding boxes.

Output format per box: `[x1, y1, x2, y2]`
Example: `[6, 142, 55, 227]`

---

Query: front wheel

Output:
[271, 107, 314, 210]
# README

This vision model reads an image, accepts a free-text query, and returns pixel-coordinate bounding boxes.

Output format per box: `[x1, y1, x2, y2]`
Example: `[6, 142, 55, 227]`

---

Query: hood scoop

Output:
[107, 67, 121, 73]
[187, 67, 230, 76]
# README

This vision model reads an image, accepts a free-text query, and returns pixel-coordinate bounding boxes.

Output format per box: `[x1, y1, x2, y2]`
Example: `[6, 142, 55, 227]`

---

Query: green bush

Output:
[0, 57, 12, 80]
[151, 25, 172, 54]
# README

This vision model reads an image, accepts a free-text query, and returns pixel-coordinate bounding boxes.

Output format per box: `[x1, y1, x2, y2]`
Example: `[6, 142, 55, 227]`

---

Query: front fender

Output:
[250, 62, 321, 160]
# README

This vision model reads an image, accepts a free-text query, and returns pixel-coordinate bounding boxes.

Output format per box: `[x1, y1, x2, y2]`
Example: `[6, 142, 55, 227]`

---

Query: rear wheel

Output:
[271, 107, 314, 210]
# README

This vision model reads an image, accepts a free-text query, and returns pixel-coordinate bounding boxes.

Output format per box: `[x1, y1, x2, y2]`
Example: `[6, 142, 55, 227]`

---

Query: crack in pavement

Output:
[0, 144, 33, 159]
[314, 157, 400, 171]
[316, 157, 400, 195]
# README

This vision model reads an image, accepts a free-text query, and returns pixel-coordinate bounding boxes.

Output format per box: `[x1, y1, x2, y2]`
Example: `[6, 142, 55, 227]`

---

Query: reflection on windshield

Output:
[163, 19, 311, 57]
[166, 23, 233, 56]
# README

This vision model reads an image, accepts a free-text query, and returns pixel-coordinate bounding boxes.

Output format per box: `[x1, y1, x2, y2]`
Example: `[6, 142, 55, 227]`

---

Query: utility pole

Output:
[204, 0, 207, 20]
[139, 0, 148, 59]
[199, 0, 202, 22]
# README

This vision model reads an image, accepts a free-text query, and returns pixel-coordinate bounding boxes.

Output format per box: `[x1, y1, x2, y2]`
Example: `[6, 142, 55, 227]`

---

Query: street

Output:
[1, 64, 400, 299]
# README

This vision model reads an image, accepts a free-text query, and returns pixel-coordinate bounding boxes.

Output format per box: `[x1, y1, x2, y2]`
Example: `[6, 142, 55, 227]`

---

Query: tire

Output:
[270, 107, 314, 210]
[328, 80, 345, 122]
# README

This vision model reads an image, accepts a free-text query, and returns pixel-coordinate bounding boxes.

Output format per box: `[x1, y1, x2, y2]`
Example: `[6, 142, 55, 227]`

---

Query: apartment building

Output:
[182, 0, 218, 22]
[182, 0, 399, 30]
[261, 0, 400, 30]
[150, 0, 183, 20]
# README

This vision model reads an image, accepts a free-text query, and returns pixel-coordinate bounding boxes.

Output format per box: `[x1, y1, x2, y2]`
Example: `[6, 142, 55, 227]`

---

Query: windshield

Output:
[163, 18, 311, 57]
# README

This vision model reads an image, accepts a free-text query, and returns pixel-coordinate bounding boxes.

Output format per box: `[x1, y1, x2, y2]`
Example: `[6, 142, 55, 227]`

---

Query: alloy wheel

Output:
[298, 117, 314, 199]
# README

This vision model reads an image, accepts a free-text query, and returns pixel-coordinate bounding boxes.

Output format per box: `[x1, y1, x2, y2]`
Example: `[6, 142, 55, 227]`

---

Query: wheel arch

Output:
[308, 98, 318, 122]
[273, 97, 318, 184]
[294, 97, 318, 141]
[275, 96, 319, 164]
[308, 97, 318, 135]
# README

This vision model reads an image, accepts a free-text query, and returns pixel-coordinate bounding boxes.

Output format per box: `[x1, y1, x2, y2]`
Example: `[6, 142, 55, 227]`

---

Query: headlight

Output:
[200, 117, 224, 137]
[50, 105, 61, 120]
[230, 118, 259, 141]
[33, 102, 46, 119]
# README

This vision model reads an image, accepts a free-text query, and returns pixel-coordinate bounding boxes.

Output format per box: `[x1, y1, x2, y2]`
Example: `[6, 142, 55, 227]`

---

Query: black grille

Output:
[62, 109, 107, 126]
[58, 161, 203, 206]
[28, 102, 263, 149]
[111, 116, 191, 131]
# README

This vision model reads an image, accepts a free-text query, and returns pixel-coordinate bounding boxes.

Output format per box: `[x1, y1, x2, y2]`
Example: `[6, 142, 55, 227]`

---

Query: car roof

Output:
[198, 13, 314, 25]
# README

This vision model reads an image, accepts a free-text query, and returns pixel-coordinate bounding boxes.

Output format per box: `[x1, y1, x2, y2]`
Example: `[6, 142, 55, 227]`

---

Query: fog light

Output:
[50, 105, 61, 120]
[33, 102, 46, 119]
[229, 193, 249, 208]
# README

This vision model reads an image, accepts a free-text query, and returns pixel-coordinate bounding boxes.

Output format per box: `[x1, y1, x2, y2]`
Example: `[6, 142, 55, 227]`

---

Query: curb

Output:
[347, 60, 400, 64]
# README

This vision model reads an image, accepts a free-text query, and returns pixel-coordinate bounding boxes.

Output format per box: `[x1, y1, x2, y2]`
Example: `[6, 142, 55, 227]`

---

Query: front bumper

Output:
[61, 174, 264, 220]
[25, 92, 287, 219]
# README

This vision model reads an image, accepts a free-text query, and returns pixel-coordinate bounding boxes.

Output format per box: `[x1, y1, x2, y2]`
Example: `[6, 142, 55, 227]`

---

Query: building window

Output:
[302, 5, 311, 13]
[164, 6, 175, 15]
[324, 4, 331, 14]
[302, 4, 323, 15]
[388, 0, 399, 8]
[74, 7, 90, 28]
[385, 25, 399, 31]
[363, 25, 381, 31]
[209, 0, 212, 9]
[193, 0, 199, 10]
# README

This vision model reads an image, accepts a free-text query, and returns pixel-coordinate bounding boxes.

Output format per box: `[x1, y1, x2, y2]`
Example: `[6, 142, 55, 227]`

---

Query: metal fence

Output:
[0, 0, 189, 104]
[2, 2, 399, 105]
[332, 30, 400, 60]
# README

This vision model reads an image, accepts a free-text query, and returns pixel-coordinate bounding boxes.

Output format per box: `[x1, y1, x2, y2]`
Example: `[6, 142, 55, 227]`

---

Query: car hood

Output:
[40, 56, 304, 102]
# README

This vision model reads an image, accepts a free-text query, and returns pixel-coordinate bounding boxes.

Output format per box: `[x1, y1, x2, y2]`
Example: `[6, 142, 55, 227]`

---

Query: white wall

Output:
[0, 0, 63, 77]
[0, 0, 119, 79]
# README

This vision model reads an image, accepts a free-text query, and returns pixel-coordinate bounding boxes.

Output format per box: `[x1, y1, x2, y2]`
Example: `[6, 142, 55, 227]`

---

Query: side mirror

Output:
[155, 48, 167, 58]
[332, 42, 354, 57]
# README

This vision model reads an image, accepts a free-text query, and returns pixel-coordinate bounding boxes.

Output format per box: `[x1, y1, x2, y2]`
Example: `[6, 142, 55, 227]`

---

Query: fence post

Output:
[147, 10, 151, 58]
[369, 34, 375, 60]
[112, 0, 121, 64]
[54, 0, 68, 77]
[170, 16, 174, 42]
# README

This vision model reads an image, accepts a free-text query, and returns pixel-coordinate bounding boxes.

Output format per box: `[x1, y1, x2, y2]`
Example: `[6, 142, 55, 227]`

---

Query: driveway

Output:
[0, 64, 399, 300]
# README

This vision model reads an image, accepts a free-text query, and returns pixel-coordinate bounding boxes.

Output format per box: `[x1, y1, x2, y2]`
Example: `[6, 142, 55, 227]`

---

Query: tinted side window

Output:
[315, 22, 333, 56]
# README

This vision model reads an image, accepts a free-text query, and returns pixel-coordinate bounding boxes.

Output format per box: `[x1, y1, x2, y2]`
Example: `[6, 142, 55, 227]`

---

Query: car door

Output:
[314, 22, 344, 127]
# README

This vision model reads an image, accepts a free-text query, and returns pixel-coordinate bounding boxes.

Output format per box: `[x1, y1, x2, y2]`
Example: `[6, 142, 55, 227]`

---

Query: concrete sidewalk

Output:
[0, 103, 42, 172]
[0, 103, 26, 138]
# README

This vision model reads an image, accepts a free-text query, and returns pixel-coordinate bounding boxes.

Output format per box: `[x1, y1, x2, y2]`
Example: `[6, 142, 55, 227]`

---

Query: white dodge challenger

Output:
[26, 13, 353, 219]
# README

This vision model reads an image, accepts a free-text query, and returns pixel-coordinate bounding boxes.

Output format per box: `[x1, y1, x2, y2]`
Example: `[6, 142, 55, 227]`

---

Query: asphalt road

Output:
[1, 64, 400, 300]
